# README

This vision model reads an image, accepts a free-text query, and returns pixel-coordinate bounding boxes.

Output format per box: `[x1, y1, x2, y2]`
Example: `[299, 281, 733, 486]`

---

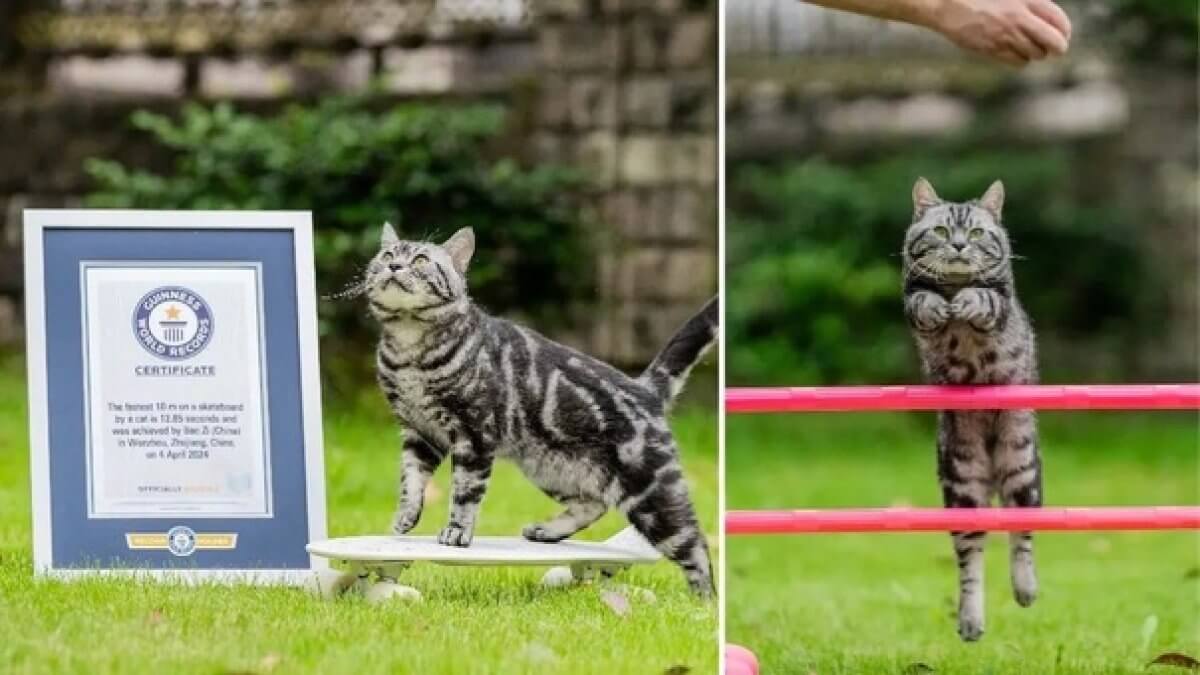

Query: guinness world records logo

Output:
[166, 526, 197, 557]
[132, 286, 214, 360]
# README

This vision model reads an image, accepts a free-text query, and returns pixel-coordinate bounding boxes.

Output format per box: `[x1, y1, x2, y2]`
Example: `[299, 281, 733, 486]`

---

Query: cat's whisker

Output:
[323, 279, 369, 301]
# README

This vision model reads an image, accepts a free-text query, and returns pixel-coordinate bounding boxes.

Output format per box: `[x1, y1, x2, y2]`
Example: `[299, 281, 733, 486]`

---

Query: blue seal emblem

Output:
[166, 526, 197, 557]
[132, 286, 214, 360]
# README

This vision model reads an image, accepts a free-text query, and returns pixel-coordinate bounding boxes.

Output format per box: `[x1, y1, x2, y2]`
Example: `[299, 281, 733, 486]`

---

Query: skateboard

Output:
[305, 526, 660, 602]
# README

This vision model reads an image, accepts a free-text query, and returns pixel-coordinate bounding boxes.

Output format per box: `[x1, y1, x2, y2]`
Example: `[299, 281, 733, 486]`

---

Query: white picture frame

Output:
[24, 210, 328, 583]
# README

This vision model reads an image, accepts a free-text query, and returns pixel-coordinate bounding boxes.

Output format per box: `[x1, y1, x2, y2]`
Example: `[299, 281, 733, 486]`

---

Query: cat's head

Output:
[903, 178, 1012, 285]
[363, 223, 475, 313]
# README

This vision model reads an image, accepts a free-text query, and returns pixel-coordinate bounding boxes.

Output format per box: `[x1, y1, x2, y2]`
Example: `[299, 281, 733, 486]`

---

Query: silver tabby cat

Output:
[354, 222, 716, 596]
[902, 178, 1043, 641]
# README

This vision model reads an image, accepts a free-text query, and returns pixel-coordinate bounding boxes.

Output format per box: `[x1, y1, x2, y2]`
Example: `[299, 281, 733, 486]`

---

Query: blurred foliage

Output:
[86, 99, 591, 385]
[1109, 0, 1198, 66]
[727, 149, 1163, 386]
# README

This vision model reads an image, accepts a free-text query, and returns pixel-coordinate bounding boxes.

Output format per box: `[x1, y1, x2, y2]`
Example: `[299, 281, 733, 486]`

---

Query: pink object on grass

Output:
[726, 644, 760, 675]
[725, 384, 1200, 413]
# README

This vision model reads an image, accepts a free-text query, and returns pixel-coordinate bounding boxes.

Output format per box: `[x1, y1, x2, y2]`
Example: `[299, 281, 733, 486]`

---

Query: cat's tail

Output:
[639, 295, 718, 406]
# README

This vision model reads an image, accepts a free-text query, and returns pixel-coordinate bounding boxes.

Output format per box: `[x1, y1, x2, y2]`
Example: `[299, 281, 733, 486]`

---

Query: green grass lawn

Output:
[727, 412, 1200, 675]
[0, 355, 718, 675]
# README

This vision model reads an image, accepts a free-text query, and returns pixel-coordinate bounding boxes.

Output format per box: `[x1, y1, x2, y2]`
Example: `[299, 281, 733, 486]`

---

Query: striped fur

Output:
[902, 179, 1042, 641]
[641, 297, 718, 405]
[360, 223, 716, 596]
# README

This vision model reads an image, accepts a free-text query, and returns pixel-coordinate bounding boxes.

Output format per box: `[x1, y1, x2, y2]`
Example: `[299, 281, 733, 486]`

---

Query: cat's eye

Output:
[412, 254, 430, 266]
[968, 228, 984, 240]
[933, 226, 950, 238]
[380, 251, 394, 262]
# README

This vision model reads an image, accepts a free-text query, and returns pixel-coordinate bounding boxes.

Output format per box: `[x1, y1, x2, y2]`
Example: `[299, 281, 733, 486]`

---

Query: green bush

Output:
[1109, 0, 1198, 65]
[86, 99, 591, 385]
[727, 150, 1160, 385]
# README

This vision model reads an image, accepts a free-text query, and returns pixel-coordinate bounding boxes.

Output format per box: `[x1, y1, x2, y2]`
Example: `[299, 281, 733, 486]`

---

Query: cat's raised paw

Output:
[522, 523, 568, 543]
[950, 290, 997, 329]
[928, 300, 952, 327]
[911, 292, 952, 331]
[391, 512, 420, 535]
[437, 524, 473, 547]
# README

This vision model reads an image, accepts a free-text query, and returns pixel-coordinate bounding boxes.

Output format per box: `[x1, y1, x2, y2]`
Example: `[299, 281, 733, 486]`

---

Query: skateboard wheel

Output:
[365, 581, 422, 604]
[541, 566, 575, 588]
[572, 562, 630, 582]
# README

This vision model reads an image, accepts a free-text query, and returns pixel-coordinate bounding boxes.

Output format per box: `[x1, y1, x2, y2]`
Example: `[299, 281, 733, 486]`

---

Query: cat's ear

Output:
[979, 180, 1005, 220]
[442, 227, 475, 275]
[380, 221, 399, 248]
[912, 177, 941, 219]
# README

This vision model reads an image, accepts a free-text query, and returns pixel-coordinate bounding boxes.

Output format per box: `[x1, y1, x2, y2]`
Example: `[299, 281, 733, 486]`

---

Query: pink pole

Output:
[725, 384, 1200, 413]
[726, 507, 1200, 534]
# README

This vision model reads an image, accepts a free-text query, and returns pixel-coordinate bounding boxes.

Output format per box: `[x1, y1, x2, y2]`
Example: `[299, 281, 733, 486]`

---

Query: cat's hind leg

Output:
[997, 410, 1042, 608]
[391, 432, 446, 535]
[944, 485, 990, 641]
[523, 499, 608, 543]
[939, 412, 992, 641]
[618, 452, 713, 597]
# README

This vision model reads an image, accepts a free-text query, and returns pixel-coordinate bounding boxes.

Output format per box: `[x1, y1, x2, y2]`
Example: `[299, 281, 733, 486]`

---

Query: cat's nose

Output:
[388, 262, 403, 272]
[951, 242, 967, 252]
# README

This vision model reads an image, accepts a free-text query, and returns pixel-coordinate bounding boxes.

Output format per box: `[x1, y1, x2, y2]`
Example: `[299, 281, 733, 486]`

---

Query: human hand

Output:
[922, 0, 1072, 66]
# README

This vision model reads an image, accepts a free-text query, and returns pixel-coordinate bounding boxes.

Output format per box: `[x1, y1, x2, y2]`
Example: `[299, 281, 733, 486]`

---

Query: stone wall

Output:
[0, 0, 718, 368]
[533, 0, 717, 363]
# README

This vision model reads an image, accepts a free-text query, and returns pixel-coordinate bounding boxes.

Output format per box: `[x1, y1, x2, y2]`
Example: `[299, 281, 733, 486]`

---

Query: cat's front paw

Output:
[950, 290, 996, 330]
[522, 523, 568, 543]
[390, 511, 420, 535]
[928, 300, 952, 328]
[437, 523, 474, 547]
[910, 292, 952, 331]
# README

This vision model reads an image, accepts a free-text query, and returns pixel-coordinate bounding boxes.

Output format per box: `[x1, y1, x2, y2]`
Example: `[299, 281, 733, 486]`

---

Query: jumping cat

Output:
[344, 223, 716, 596]
[902, 178, 1043, 641]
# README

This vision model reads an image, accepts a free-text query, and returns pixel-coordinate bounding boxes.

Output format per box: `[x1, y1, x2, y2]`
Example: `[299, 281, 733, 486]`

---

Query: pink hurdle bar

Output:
[725, 384, 1200, 413]
[726, 507, 1200, 534]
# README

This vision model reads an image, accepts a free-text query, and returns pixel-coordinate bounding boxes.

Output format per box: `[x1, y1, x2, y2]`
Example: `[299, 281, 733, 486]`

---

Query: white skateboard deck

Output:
[307, 526, 660, 567]
[304, 527, 661, 600]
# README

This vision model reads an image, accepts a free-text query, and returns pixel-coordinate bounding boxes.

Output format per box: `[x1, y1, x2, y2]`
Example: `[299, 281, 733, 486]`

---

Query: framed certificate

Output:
[24, 210, 327, 582]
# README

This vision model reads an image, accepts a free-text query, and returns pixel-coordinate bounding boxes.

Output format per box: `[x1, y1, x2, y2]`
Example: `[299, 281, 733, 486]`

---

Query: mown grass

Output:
[726, 411, 1200, 675]
[0, 354, 718, 674]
